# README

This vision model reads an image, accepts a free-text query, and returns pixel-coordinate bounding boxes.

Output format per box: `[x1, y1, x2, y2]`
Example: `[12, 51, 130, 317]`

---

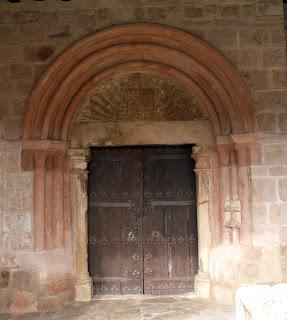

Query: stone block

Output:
[47, 24, 72, 39]
[278, 113, 287, 132]
[10, 64, 33, 80]
[12, 270, 38, 291]
[258, 3, 283, 16]
[19, 24, 45, 43]
[58, 10, 76, 23]
[40, 278, 74, 298]
[11, 10, 40, 24]
[3, 117, 23, 140]
[241, 4, 256, 16]
[220, 5, 240, 17]
[203, 3, 220, 17]
[280, 227, 287, 244]
[239, 28, 269, 47]
[0, 10, 11, 24]
[208, 28, 237, 47]
[252, 203, 268, 224]
[257, 113, 276, 132]
[147, 7, 167, 19]
[0, 94, 12, 118]
[0, 270, 10, 289]
[270, 166, 287, 176]
[252, 178, 277, 202]
[251, 166, 269, 176]
[0, 25, 18, 45]
[134, 8, 145, 20]
[75, 9, 97, 23]
[255, 90, 287, 112]
[14, 80, 34, 97]
[0, 46, 22, 63]
[271, 69, 287, 89]
[262, 48, 286, 68]
[10, 290, 37, 313]
[238, 49, 259, 68]
[97, 8, 113, 20]
[279, 178, 287, 201]
[0, 65, 10, 81]
[38, 291, 74, 311]
[240, 69, 269, 90]
[40, 10, 58, 23]
[0, 80, 12, 97]
[23, 45, 55, 62]
[263, 143, 287, 165]
[253, 225, 279, 246]
[270, 203, 287, 224]
[270, 27, 285, 46]
[0, 290, 10, 312]
[184, 6, 204, 18]
[5, 146, 20, 172]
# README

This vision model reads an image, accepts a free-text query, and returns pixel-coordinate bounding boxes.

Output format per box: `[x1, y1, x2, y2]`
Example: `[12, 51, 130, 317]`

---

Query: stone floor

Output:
[0, 294, 235, 320]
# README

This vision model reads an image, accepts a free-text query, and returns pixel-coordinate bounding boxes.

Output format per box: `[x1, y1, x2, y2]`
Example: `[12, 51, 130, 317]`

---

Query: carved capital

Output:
[46, 151, 66, 171]
[234, 144, 251, 167]
[224, 199, 242, 228]
[217, 143, 234, 167]
[69, 149, 90, 172]
[192, 146, 214, 170]
[22, 150, 47, 171]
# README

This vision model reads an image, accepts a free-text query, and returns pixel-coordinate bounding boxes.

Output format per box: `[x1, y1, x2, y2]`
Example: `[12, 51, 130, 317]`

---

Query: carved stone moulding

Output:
[21, 140, 68, 171]
[74, 72, 206, 124]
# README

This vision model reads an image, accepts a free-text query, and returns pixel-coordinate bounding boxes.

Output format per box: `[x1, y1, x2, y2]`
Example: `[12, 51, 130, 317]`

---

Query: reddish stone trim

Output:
[22, 23, 257, 141]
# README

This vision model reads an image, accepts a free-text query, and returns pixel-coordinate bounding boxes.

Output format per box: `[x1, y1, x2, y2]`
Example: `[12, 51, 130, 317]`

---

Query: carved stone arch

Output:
[21, 23, 259, 303]
[23, 23, 257, 141]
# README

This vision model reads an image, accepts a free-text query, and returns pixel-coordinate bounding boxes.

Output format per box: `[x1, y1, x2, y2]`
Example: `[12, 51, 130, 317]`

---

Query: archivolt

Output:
[23, 23, 257, 141]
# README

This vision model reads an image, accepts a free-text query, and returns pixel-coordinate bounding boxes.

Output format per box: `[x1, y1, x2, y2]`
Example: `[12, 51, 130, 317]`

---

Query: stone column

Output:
[34, 152, 46, 251]
[69, 148, 92, 302]
[192, 146, 213, 299]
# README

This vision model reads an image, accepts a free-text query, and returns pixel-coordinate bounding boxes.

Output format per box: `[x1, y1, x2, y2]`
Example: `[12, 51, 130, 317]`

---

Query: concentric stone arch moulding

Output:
[23, 23, 257, 140]
[21, 23, 259, 302]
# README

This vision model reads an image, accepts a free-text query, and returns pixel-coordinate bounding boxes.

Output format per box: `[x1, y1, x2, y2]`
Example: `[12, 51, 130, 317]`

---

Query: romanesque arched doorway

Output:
[21, 23, 258, 302]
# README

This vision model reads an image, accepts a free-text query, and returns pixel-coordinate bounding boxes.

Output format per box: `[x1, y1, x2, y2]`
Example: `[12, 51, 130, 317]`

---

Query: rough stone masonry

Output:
[0, 0, 287, 314]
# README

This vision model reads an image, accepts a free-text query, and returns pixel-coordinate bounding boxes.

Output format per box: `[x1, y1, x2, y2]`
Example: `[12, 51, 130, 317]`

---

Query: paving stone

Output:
[1, 296, 235, 320]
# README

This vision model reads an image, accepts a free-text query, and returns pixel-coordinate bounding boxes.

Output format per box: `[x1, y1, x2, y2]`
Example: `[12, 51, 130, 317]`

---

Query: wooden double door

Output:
[88, 146, 198, 295]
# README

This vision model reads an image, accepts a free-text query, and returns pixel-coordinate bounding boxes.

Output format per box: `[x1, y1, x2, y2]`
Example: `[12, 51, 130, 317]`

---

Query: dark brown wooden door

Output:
[88, 146, 198, 295]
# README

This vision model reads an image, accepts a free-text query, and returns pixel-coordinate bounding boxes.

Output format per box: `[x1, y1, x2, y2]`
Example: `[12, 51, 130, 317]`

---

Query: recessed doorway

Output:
[87, 146, 198, 295]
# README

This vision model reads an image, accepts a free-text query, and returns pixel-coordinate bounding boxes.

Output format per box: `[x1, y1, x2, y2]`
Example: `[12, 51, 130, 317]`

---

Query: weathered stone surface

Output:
[270, 204, 287, 224]
[279, 113, 287, 131]
[255, 90, 287, 112]
[0, 0, 286, 315]
[2, 295, 235, 319]
[75, 73, 205, 123]
[252, 178, 277, 202]
[279, 178, 287, 201]
[12, 270, 38, 291]
[0, 271, 10, 289]
[9, 291, 37, 313]
[240, 69, 269, 90]
[10, 64, 33, 80]
[257, 113, 276, 132]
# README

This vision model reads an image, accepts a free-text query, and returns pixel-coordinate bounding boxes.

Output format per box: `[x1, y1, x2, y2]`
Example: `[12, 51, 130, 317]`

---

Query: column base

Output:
[75, 277, 93, 302]
[194, 272, 211, 299]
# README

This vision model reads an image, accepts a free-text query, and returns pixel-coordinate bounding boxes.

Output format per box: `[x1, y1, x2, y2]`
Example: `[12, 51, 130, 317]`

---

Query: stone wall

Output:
[0, 0, 287, 313]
